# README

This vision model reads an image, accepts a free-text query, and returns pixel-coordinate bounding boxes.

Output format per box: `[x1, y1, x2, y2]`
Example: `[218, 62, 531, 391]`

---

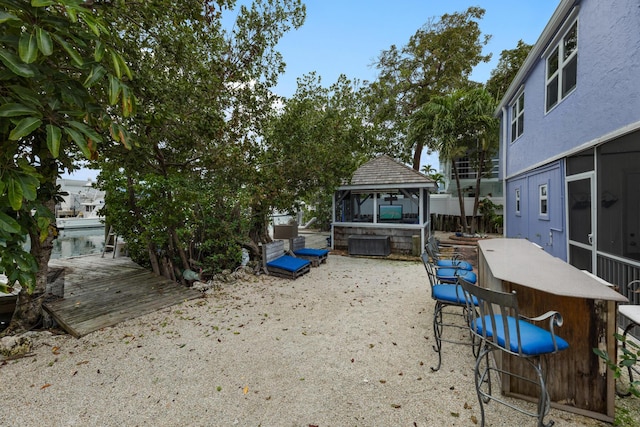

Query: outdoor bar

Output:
[478, 238, 628, 422]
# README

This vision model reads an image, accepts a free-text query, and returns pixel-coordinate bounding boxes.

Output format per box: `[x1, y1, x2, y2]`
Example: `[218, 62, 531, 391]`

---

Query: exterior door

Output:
[566, 172, 596, 271]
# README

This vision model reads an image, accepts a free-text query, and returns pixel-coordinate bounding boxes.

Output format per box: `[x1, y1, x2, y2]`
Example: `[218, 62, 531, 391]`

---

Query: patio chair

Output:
[458, 277, 569, 427]
[262, 240, 311, 279]
[435, 265, 477, 284]
[426, 236, 473, 271]
[289, 236, 329, 267]
[618, 279, 640, 396]
[421, 252, 480, 372]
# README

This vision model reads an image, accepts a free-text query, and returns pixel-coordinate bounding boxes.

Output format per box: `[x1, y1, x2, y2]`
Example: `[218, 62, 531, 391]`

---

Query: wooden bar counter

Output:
[478, 238, 628, 422]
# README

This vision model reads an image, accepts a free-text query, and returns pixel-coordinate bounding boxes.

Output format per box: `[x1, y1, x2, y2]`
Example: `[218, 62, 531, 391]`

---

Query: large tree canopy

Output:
[259, 73, 371, 232]
[485, 39, 533, 101]
[0, 0, 134, 333]
[365, 6, 491, 170]
[96, 0, 306, 280]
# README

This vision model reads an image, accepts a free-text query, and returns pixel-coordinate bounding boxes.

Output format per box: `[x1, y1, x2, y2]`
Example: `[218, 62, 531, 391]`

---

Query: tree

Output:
[485, 40, 532, 101]
[414, 88, 498, 233]
[256, 73, 370, 237]
[95, 0, 306, 278]
[365, 7, 491, 170]
[0, 0, 134, 334]
[420, 164, 444, 190]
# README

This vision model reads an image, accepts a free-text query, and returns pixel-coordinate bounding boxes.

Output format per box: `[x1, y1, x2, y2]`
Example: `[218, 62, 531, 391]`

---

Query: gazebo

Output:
[332, 155, 437, 256]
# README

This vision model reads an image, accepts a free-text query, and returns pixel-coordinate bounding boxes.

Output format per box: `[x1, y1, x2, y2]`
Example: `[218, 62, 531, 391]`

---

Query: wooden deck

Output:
[44, 254, 202, 338]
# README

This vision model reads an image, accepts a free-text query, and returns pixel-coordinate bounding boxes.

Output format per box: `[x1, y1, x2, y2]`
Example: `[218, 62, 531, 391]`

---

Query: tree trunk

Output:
[147, 242, 161, 275]
[412, 142, 423, 171]
[169, 227, 190, 272]
[452, 160, 469, 232]
[248, 203, 271, 246]
[470, 148, 486, 234]
[6, 199, 57, 334]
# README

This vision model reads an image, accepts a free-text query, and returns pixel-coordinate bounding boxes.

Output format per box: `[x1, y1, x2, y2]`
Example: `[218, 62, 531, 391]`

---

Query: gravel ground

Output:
[0, 255, 633, 426]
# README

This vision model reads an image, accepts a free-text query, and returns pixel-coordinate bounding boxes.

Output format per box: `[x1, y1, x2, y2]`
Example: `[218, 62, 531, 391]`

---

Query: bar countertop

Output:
[478, 238, 628, 302]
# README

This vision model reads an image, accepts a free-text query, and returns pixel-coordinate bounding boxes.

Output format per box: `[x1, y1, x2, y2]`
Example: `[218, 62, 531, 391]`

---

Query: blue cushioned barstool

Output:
[421, 252, 480, 372]
[426, 237, 473, 271]
[436, 267, 477, 284]
[458, 278, 569, 427]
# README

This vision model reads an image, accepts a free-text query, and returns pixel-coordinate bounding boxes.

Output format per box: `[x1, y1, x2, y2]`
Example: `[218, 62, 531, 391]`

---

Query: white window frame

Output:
[539, 183, 549, 218]
[510, 91, 525, 143]
[545, 18, 578, 113]
[515, 187, 521, 216]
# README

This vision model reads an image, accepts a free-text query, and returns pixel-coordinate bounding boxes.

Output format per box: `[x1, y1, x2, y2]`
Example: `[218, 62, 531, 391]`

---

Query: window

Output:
[515, 188, 521, 215]
[546, 20, 578, 112]
[337, 192, 374, 223]
[539, 184, 548, 216]
[597, 132, 640, 261]
[510, 92, 524, 142]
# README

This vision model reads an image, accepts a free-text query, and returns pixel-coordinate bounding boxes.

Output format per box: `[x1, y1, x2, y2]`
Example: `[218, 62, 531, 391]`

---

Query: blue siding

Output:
[502, 0, 640, 177]
[506, 161, 566, 260]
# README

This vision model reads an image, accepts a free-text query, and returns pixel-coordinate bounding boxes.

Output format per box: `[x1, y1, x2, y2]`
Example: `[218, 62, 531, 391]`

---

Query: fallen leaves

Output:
[41, 383, 52, 390]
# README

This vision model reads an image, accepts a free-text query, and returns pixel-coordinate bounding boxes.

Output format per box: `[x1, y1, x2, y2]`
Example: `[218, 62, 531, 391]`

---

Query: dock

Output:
[44, 254, 202, 338]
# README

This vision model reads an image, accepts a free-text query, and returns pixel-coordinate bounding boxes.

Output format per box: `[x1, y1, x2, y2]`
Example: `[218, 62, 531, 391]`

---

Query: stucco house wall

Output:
[497, 0, 640, 293]
[502, 0, 640, 178]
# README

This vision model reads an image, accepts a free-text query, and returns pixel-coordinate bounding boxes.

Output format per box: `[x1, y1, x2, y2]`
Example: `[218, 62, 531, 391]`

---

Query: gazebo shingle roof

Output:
[341, 155, 435, 189]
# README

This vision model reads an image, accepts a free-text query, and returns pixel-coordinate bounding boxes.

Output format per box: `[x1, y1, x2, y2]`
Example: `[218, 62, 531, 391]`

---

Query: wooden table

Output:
[478, 238, 628, 422]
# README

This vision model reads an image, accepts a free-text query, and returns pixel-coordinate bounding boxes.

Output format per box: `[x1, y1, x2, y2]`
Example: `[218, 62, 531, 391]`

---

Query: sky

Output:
[271, 0, 560, 97]
[64, 0, 560, 181]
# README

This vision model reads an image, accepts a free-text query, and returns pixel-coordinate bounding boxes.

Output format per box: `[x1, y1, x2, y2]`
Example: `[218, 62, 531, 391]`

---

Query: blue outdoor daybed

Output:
[262, 240, 311, 279]
[289, 236, 329, 267]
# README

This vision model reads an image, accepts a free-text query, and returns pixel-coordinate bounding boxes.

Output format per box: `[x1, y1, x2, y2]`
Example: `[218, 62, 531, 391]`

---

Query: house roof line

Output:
[339, 154, 436, 191]
[494, 0, 581, 116]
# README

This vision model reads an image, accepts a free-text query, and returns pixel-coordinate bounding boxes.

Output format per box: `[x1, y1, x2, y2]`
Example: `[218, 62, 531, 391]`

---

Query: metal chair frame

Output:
[425, 236, 472, 269]
[458, 278, 568, 427]
[421, 252, 479, 372]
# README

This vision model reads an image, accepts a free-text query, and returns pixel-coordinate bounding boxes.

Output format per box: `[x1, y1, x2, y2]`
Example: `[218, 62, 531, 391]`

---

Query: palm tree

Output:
[411, 88, 498, 233]
[421, 164, 436, 175]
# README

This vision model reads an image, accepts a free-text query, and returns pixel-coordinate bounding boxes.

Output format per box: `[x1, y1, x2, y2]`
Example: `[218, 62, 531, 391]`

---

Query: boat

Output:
[56, 198, 105, 229]
[55, 178, 106, 230]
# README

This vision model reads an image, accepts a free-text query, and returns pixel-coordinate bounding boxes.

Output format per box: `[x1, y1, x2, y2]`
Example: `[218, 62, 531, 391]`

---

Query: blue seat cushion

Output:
[436, 268, 477, 284]
[294, 248, 329, 257]
[432, 284, 478, 305]
[267, 255, 310, 272]
[436, 259, 473, 271]
[472, 315, 569, 356]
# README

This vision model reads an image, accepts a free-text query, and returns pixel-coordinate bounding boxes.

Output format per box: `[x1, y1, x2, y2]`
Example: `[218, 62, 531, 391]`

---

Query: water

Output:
[0, 227, 106, 331]
[51, 227, 106, 259]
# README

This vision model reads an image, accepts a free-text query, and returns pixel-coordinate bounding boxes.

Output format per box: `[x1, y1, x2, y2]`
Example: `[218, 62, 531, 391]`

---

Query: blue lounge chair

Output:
[262, 240, 311, 279]
[289, 236, 329, 267]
